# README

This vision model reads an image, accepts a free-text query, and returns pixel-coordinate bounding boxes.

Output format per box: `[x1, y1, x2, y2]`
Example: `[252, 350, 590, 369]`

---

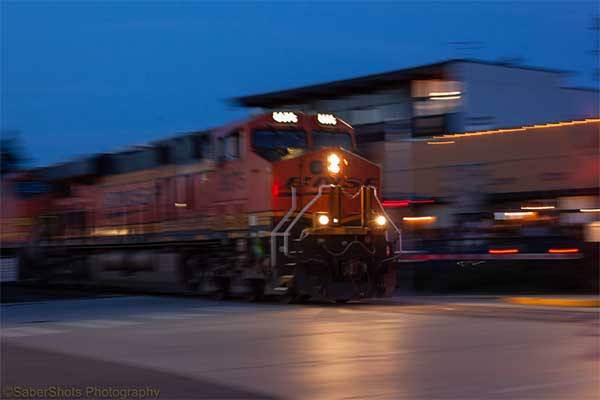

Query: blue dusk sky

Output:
[1, 1, 598, 166]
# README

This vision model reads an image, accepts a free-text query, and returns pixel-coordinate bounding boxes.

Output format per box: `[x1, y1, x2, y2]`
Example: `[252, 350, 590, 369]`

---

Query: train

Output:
[0, 112, 400, 302]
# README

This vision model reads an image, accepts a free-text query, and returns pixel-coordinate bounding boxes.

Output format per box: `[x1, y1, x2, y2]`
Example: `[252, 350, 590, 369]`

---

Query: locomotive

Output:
[2, 112, 400, 302]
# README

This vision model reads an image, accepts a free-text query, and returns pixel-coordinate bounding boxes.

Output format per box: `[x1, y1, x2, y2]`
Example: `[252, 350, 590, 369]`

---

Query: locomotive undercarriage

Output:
[277, 233, 397, 302]
[20, 233, 396, 303]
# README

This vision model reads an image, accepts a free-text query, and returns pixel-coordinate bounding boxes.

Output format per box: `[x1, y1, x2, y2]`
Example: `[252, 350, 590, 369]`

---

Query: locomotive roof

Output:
[36, 128, 213, 182]
[31, 112, 347, 182]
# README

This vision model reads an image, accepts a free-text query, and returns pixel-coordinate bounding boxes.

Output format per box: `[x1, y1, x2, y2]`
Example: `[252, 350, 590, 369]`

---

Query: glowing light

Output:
[548, 248, 579, 253]
[93, 228, 129, 236]
[327, 153, 341, 174]
[495, 211, 538, 220]
[327, 153, 340, 164]
[174, 202, 187, 208]
[403, 216, 436, 222]
[375, 215, 387, 226]
[430, 96, 461, 100]
[521, 206, 555, 210]
[317, 113, 337, 125]
[382, 199, 435, 208]
[382, 200, 409, 208]
[333, 218, 339, 224]
[318, 214, 330, 225]
[429, 91, 461, 96]
[488, 249, 519, 254]
[272, 112, 298, 123]
[427, 141, 455, 145]
[580, 208, 600, 213]
[433, 118, 600, 140]
[272, 183, 280, 197]
[504, 211, 535, 217]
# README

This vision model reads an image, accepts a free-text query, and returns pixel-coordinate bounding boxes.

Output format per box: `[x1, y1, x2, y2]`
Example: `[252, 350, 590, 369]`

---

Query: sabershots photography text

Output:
[2, 386, 160, 400]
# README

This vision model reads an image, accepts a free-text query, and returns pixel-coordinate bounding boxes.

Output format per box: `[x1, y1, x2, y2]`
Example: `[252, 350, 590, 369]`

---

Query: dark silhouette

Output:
[0, 131, 28, 175]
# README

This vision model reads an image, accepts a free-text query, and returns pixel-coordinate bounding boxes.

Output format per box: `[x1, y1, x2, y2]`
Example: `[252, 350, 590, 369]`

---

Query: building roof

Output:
[233, 59, 571, 108]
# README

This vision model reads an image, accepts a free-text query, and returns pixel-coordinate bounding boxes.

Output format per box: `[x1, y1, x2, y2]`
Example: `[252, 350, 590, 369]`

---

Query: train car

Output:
[15, 112, 400, 302]
[0, 172, 51, 252]
[0, 172, 53, 281]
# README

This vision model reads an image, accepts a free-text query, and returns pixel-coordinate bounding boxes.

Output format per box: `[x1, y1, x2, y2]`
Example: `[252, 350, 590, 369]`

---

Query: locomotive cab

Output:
[242, 112, 400, 301]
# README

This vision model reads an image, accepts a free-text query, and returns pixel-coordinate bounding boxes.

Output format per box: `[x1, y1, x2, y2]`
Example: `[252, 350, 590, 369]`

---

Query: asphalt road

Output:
[1, 293, 599, 399]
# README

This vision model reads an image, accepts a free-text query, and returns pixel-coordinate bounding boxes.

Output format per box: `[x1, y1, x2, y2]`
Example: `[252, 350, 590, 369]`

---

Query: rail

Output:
[370, 186, 403, 254]
[282, 185, 330, 256]
[270, 187, 297, 267]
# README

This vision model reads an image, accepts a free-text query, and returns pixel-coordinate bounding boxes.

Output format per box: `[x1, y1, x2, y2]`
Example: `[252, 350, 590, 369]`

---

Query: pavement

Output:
[1, 291, 599, 399]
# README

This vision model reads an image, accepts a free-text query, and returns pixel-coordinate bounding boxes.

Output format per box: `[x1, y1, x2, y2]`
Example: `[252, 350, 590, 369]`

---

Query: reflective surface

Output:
[2, 295, 599, 399]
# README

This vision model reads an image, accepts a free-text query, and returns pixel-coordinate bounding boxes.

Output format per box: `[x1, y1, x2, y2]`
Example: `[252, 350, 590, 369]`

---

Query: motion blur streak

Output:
[548, 248, 579, 254]
[489, 249, 519, 254]
[433, 118, 600, 139]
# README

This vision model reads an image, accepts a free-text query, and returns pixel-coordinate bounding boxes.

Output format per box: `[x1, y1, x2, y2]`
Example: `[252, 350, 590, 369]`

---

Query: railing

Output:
[270, 184, 404, 267]
[370, 186, 403, 254]
[282, 185, 330, 256]
[270, 187, 297, 267]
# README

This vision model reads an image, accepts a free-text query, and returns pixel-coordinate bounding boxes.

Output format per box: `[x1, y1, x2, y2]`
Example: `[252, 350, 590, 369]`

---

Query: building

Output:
[234, 59, 599, 231]
[234, 59, 598, 143]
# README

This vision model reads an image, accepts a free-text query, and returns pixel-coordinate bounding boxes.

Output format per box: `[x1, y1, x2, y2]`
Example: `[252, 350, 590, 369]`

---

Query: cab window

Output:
[218, 131, 242, 161]
[313, 131, 353, 150]
[252, 130, 307, 161]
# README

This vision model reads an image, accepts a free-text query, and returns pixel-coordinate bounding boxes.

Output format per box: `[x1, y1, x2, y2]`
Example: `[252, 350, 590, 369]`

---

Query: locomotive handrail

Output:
[272, 184, 403, 266]
[370, 186, 403, 254]
[270, 186, 297, 267]
[282, 184, 331, 256]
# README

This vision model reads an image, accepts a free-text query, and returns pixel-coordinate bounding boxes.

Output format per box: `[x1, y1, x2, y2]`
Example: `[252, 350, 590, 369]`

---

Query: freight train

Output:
[1, 112, 400, 302]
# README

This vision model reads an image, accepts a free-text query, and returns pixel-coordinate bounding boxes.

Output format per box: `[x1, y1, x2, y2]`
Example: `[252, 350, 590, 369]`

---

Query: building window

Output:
[412, 80, 462, 117]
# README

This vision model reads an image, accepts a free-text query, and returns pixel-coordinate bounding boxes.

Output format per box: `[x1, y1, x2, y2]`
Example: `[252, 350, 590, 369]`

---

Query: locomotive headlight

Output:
[327, 153, 341, 174]
[375, 215, 387, 226]
[318, 214, 330, 225]
[272, 111, 298, 123]
[317, 113, 337, 125]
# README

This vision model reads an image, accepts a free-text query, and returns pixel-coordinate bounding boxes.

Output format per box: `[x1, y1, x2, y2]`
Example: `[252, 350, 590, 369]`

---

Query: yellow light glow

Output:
[327, 153, 340, 164]
[272, 111, 298, 123]
[580, 208, 600, 213]
[429, 91, 461, 96]
[317, 113, 337, 125]
[375, 215, 387, 226]
[432, 118, 600, 140]
[521, 206, 555, 210]
[430, 96, 461, 100]
[318, 214, 330, 225]
[403, 216, 436, 222]
[328, 164, 340, 174]
[327, 153, 341, 174]
[174, 202, 188, 208]
[92, 228, 129, 236]
[427, 141, 455, 145]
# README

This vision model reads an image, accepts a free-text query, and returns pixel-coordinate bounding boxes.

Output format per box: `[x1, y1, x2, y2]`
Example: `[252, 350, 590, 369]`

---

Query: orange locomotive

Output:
[8, 112, 400, 301]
